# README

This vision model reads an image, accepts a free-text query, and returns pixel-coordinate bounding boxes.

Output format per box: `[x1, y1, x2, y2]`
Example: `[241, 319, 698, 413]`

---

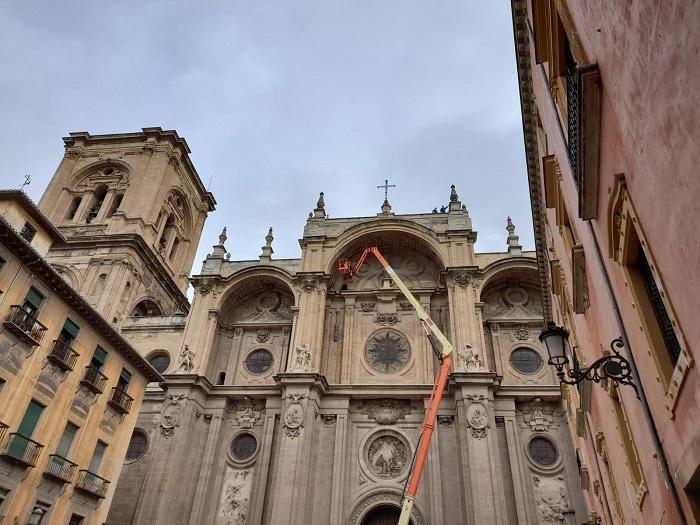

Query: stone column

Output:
[447, 269, 485, 372]
[96, 188, 116, 222]
[188, 404, 225, 524]
[74, 189, 94, 223]
[248, 408, 280, 524]
[328, 400, 350, 524]
[268, 373, 328, 525]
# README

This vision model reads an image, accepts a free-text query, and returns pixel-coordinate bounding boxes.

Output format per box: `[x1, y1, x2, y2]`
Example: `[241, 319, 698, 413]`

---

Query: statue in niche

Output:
[291, 344, 311, 372]
[458, 344, 484, 372]
[175, 345, 195, 373]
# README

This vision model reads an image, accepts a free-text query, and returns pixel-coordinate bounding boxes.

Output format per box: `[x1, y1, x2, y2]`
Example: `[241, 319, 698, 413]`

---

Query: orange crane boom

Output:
[338, 247, 454, 525]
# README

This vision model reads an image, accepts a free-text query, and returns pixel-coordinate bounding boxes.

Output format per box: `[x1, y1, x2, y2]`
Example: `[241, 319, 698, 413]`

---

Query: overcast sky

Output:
[0, 1, 532, 276]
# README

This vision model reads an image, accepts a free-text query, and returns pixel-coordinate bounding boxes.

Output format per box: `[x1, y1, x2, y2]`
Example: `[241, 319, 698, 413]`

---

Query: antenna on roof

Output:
[19, 173, 31, 191]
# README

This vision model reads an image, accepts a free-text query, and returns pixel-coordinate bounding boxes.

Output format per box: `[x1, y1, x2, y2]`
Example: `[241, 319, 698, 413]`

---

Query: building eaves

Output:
[0, 215, 163, 383]
[510, 0, 553, 320]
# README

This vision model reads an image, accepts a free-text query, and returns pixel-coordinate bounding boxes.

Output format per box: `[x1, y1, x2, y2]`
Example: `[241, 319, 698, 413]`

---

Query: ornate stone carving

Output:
[466, 401, 488, 439]
[365, 431, 409, 480]
[290, 344, 311, 372]
[218, 469, 252, 525]
[398, 301, 413, 311]
[375, 312, 399, 325]
[283, 393, 305, 438]
[362, 399, 411, 424]
[196, 282, 213, 296]
[437, 415, 455, 426]
[256, 327, 271, 343]
[533, 475, 569, 524]
[320, 414, 337, 425]
[302, 278, 317, 293]
[360, 302, 376, 312]
[160, 394, 186, 437]
[175, 345, 195, 373]
[457, 344, 485, 372]
[527, 398, 552, 432]
[514, 325, 529, 340]
[454, 272, 471, 288]
[232, 396, 263, 429]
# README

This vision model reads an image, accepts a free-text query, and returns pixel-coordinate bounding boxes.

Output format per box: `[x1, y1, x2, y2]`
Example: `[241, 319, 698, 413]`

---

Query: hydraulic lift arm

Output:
[338, 247, 453, 525]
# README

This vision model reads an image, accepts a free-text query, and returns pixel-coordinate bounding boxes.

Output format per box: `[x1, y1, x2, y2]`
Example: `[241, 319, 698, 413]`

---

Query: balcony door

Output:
[9, 400, 44, 458]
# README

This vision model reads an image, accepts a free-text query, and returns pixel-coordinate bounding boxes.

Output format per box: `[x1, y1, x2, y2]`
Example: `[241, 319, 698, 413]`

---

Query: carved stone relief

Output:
[230, 396, 263, 429]
[514, 325, 529, 340]
[362, 399, 411, 424]
[437, 415, 455, 426]
[256, 327, 271, 343]
[532, 475, 569, 524]
[224, 287, 293, 324]
[454, 272, 472, 288]
[283, 393, 305, 438]
[160, 394, 186, 437]
[482, 282, 543, 320]
[375, 313, 399, 326]
[320, 414, 337, 425]
[175, 345, 195, 373]
[302, 278, 317, 293]
[217, 468, 252, 525]
[360, 302, 376, 312]
[466, 401, 489, 439]
[517, 398, 560, 432]
[363, 430, 410, 480]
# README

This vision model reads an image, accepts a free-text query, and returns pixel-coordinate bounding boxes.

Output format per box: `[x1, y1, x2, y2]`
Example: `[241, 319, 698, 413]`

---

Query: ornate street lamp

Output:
[539, 322, 638, 397]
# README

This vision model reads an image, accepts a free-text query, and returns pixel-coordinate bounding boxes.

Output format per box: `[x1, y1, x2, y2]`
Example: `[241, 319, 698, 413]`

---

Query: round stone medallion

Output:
[363, 430, 410, 480]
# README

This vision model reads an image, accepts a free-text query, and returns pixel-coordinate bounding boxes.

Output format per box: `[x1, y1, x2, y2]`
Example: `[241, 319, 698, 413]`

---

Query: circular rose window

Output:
[365, 329, 410, 374]
[528, 436, 558, 467]
[244, 349, 273, 374]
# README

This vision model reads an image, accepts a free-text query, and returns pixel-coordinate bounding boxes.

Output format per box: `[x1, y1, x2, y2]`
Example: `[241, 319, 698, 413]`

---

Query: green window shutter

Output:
[88, 441, 107, 472]
[56, 423, 79, 457]
[119, 368, 133, 386]
[62, 318, 80, 339]
[24, 287, 44, 309]
[18, 400, 44, 437]
[93, 346, 108, 367]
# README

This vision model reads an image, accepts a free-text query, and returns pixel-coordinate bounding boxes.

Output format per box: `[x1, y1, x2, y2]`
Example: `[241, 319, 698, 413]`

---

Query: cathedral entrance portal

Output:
[361, 505, 410, 525]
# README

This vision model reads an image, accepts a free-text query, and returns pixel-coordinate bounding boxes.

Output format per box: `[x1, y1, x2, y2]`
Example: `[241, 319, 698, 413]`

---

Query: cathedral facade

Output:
[30, 129, 586, 524]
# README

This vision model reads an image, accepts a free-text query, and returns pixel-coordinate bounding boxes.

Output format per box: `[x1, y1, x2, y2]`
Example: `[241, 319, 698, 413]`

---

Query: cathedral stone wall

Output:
[105, 189, 587, 524]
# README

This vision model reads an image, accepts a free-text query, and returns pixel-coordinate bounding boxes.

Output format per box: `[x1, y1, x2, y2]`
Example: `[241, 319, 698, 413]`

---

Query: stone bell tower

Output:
[38, 128, 216, 324]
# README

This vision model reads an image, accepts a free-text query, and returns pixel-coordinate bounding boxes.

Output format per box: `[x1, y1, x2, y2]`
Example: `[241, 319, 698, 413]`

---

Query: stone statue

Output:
[291, 344, 311, 372]
[176, 345, 195, 373]
[458, 344, 484, 372]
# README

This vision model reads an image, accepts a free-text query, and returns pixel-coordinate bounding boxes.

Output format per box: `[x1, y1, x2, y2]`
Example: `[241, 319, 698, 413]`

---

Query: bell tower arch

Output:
[39, 127, 216, 324]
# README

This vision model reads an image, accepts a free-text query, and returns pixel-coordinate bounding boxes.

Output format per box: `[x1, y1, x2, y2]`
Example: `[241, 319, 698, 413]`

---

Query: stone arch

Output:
[51, 264, 80, 289]
[215, 267, 297, 313]
[345, 488, 426, 525]
[130, 298, 163, 317]
[326, 220, 447, 275]
[69, 159, 132, 190]
[478, 258, 540, 303]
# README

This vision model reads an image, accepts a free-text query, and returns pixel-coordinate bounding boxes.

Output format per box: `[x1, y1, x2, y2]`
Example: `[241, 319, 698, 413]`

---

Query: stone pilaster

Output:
[268, 373, 328, 525]
[290, 274, 327, 372]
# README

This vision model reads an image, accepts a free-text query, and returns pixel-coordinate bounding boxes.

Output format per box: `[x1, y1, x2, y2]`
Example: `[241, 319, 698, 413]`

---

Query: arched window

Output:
[65, 196, 82, 220]
[158, 215, 175, 252]
[85, 186, 108, 224]
[109, 193, 123, 216]
[169, 236, 180, 262]
[146, 351, 171, 373]
[130, 300, 162, 317]
[125, 429, 148, 462]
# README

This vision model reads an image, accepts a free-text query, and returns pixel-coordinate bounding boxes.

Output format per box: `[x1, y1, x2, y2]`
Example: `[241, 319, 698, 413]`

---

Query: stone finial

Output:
[313, 192, 326, 219]
[260, 227, 274, 261]
[381, 199, 392, 214]
[209, 226, 228, 258]
[506, 216, 522, 255]
[448, 184, 462, 212]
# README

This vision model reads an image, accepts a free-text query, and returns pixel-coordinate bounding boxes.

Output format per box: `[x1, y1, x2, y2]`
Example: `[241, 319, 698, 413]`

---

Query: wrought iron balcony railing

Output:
[0, 422, 7, 445]
[566, 61, 581, 187]
[44, 454, 77, 483]
[47, 340, 80, 371]
[3, 305, 47, 346]
[80, 365, 108, 394]
[0, 433, 44, 467]
[108, 387, 133, 415]
[75, 469, 110, 498]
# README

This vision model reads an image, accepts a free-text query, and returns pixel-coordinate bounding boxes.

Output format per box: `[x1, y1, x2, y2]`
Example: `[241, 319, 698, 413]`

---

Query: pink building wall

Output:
[513, 1, 700, 523]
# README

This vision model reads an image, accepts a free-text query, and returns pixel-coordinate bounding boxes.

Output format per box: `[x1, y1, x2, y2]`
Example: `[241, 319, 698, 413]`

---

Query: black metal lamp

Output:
[539, 321, 638, 397]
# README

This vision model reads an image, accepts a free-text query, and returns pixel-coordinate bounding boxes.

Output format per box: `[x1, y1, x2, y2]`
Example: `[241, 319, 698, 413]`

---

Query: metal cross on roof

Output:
[377, 179, 396, 202]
